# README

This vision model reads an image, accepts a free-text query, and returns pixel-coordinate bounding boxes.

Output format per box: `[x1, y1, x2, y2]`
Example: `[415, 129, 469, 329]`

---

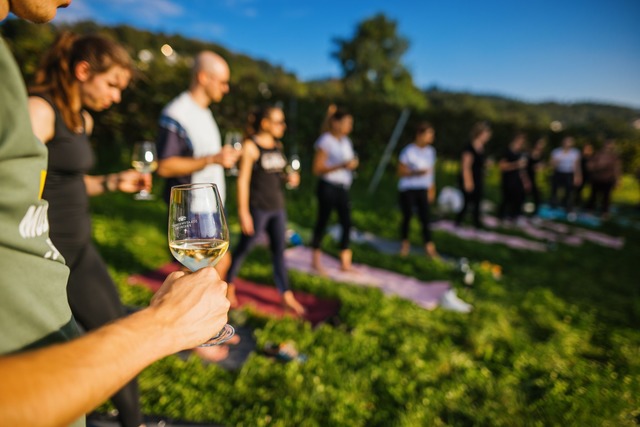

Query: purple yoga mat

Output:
[284, 246, 450, 310]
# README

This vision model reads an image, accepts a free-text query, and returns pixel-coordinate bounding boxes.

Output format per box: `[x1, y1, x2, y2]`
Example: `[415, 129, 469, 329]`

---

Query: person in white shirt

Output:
[549, 135, 582, 211]
[311, 106, 359, 272]
[397, 122, 439, 258]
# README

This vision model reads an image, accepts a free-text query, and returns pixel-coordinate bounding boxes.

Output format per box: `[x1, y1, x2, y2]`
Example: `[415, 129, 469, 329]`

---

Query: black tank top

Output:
[36, 95, 95, 257]
[459, 142, 485, 188]
[249, 137, 287, 211]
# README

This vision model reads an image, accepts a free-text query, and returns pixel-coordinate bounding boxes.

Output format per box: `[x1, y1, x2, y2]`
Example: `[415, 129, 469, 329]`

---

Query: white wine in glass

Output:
[168, 183, 235, 346]
[131, 141, 157, 200]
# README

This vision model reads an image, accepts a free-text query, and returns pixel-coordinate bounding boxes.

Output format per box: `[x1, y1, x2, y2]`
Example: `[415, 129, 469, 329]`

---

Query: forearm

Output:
[157, 156, 210, 178]
[84, 174, 118, 196]
[0, 308, 170, 427]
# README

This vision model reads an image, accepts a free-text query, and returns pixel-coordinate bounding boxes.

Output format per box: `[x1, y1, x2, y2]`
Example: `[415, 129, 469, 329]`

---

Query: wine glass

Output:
[131, 141, 157, 200]
[285, 153, 301, 190]
[224, 131, 243, 176]
[168, 183, 235, 346]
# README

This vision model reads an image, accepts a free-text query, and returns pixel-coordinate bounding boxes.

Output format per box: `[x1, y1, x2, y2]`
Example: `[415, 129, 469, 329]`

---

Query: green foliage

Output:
[332, 14, 427, 110]
[83, 160, 640, 426]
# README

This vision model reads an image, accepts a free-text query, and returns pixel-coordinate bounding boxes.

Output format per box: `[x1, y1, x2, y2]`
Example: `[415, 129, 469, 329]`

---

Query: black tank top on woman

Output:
[459, 142, 485, 189]
[35, 95, 95, 259]
[249, 137, 287, 211]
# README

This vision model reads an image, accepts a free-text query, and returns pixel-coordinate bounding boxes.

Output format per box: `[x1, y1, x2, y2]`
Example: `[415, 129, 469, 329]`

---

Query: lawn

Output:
[90, 165, 640, 426]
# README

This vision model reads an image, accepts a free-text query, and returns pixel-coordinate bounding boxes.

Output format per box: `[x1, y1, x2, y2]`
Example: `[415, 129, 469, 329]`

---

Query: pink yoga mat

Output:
[284, 246, 450, 310]
[127, 263, 340, 326]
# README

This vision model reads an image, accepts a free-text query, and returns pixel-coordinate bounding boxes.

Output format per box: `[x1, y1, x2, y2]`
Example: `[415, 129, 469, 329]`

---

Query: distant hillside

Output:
[2, 19, 639, 170]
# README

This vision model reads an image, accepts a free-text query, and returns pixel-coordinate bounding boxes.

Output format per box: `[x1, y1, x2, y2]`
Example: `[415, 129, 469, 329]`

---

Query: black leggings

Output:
[587, 180, 615, 214]
[399, 189, 432, 243]
[550, 171, 575, 210]
[455, 185, 483, 228]
[312, 180, 352, 250]
[499, 183, 525, 220]
[227, 208, 289, 294]
[60, 241, 142, 427]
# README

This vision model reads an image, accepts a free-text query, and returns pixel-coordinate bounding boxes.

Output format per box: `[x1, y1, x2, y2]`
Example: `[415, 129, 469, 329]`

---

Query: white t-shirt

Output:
[314, 132, 355, 188]
[398, 143, 436, 191]
[162, 92, 225, 201]
[551, 147, 580, 174]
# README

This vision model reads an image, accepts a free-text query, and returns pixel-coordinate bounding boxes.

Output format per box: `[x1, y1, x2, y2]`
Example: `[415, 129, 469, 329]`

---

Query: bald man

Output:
[156, 51, 240, 308]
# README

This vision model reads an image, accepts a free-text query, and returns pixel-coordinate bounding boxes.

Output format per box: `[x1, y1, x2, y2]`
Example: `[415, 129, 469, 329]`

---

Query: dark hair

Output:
[320, 104, 351, 133]
[415, 121, 434, 135]
[469, 121, 491, 140]
[30, 31, 134, 132]
[246, 105, 282, 136]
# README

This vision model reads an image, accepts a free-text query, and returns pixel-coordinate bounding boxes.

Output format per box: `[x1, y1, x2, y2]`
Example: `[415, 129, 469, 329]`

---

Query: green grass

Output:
[90, 166, 640, 426]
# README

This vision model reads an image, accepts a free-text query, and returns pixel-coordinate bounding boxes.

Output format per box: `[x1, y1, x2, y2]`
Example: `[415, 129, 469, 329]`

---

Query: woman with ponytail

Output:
[27, 32, 147, 427]
[225, 105, 306, 315]
[311, 105, 358, 272]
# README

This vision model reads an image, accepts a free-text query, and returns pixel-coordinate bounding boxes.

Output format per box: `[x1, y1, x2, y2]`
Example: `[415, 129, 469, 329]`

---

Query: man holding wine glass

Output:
[0, 1, 232, 426]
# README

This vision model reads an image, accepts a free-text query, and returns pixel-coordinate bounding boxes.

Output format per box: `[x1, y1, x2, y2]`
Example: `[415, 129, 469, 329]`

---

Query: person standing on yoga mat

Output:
[455, 121, 491, 228]
[311, 106, 359, 272]
[27, 32, 149, 427]
[397, 121, 440, 259]
[226, 105, 306, 315]
[156, 50, 241, 306]
[0, 1, 230, 426]
[497, 132, 530, 224]
[549, 135, 582, 212]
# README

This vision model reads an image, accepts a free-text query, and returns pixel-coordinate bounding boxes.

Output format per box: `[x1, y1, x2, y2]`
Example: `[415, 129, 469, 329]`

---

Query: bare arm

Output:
[27, 97, 55, 144]
[397, 161, 428, 177]
[157, 146, 239, 178]
[237, 139, 259, 235]
[0, 267, 229, 427]
[312, 149, 353, 176]
[461, 152, 474, 192]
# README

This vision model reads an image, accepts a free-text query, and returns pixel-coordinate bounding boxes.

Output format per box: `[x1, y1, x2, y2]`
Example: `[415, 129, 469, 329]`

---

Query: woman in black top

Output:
[525, 137, 546, 215]
[28, 33, 148, 427]
[226, 106, 305, 315]
[498, 132, 530, 222]
[455, 122, 492, 228]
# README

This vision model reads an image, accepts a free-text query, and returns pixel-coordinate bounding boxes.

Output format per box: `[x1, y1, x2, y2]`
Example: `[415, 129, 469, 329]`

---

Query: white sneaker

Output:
[439, 289, 473, 313]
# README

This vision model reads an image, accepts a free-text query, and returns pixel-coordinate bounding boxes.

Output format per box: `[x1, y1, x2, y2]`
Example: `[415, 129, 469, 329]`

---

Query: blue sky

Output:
[53, 0, 640, 108]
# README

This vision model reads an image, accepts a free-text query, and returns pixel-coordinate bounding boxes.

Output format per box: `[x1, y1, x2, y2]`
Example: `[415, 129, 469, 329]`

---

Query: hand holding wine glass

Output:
[223, 131, 243, 176]
[168, 183, 235, 346]
[131, 141, 157, 200]
[285, 153, 301, 190]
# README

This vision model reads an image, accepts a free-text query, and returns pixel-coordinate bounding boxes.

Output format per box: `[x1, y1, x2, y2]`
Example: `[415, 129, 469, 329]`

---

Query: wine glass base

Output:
[134, 192, 155, 201]
[198, 324, 235, 346]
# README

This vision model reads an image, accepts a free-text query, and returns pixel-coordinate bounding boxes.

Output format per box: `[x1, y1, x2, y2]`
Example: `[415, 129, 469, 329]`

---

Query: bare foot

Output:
[227, 283, 239, 309]
[339, 249, 352, 271]
[425, 242, 441, 260]
[399, 240, 410, 257]
[193, 345, 229, 363]
[283, 290, 306, 316]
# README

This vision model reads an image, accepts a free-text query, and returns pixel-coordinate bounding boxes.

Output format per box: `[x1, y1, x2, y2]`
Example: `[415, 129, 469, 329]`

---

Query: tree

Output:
[332, 13, 426, 110]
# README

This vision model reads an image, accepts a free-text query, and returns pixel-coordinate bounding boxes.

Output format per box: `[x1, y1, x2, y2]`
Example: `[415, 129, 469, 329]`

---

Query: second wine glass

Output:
[168, 183, 235, 346]
[131, 141, 157, 200]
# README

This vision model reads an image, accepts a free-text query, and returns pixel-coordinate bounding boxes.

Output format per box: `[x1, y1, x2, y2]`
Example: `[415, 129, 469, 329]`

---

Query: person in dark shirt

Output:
[498, 132, 530, 223]
[226, 106, 305, 315]
[525, 137, 546, 215]
[455, 121, 492, 228]
[27, 32, 148, 427]
[586, 139, 622, 219]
